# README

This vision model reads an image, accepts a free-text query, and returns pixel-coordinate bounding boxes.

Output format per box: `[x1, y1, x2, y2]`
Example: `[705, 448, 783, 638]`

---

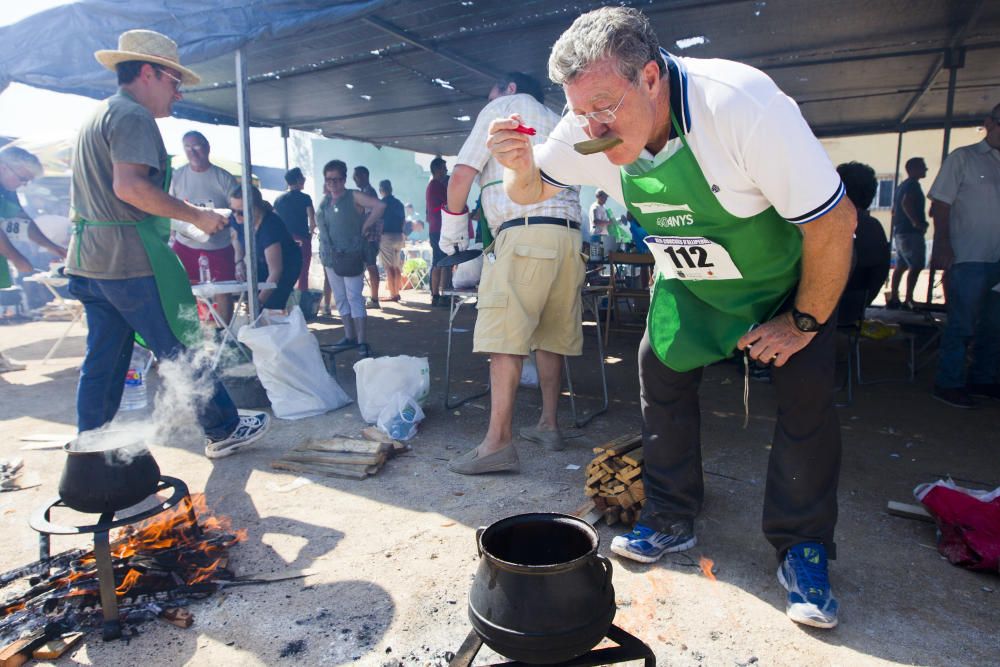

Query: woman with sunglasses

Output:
[229, 184, 301, 312]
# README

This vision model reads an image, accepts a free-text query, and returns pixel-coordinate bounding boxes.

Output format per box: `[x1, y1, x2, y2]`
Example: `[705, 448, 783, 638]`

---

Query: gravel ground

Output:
[1, 294, 998, 667]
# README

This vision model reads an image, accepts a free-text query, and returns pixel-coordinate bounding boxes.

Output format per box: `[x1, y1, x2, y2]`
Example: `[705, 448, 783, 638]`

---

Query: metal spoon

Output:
[515, 124, 623, 156]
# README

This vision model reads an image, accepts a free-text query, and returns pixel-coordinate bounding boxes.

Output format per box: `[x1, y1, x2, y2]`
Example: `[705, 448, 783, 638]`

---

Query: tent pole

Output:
[236, 46, 259, 320]
[928, 54, 962, 304]
[281, 125, 290, 172]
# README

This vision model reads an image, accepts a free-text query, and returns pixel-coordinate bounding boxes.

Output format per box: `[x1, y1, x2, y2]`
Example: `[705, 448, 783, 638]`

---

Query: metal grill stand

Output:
[29, 476, 194, 641]
[449, 624, 655, 667]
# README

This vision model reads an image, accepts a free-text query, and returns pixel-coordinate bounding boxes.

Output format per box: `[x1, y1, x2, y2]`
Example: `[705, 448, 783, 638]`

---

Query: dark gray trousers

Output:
[636, 318, 842, 559]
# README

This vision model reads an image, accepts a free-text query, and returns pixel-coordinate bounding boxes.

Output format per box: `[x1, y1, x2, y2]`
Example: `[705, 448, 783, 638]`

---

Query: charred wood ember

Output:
[1, 494, 243, 646]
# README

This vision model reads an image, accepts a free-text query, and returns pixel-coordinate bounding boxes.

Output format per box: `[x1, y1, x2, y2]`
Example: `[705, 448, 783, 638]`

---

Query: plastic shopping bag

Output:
[915, 479, 1000, 572]
[376, 391, 425, 441]
[353, 355, 430, 423]
[238, 307, 351, 419]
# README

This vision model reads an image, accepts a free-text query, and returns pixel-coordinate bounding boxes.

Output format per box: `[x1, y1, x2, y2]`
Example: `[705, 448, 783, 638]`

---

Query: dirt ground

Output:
[1, 291, 998, 667]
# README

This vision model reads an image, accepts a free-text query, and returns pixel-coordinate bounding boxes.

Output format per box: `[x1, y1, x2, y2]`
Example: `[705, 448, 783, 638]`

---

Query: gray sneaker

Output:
[519, 424, 564, 451]
[448, 445, 520, 475]
[205, 411, 270, 459]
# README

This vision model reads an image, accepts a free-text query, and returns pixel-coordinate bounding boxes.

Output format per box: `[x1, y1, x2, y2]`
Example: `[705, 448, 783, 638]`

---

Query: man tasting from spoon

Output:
[486, 6, 856, 630]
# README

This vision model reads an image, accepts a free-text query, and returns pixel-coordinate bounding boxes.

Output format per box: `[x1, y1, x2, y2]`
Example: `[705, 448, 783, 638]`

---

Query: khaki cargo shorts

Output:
[473, 223, 584, 356]
[379, 233, 406, 270]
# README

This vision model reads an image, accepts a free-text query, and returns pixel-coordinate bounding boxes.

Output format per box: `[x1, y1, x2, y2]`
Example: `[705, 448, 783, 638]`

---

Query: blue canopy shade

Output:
[2, 0, 999, 155]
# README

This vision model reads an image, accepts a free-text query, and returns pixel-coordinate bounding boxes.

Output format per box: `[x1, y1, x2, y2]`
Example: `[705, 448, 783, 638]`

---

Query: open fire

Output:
[1, 494, 243, 647]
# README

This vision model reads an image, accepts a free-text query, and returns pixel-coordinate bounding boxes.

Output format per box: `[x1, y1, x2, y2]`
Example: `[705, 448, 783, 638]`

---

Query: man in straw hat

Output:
[65, 29, 270, 458]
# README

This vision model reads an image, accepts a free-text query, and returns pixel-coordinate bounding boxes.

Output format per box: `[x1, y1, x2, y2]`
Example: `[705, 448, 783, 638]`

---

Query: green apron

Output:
[0, 194, 25, 289]
[622, 114, 801, 372]
[72, 162, 200, 347]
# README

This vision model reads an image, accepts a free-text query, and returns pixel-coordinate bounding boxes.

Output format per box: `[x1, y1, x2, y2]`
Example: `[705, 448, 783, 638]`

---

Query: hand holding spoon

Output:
[514, 124, 623, 156]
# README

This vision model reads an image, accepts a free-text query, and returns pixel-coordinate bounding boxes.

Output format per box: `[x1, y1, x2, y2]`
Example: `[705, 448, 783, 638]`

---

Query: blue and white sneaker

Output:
[609, 521, 696, 564]
[777, 542, 839, 629]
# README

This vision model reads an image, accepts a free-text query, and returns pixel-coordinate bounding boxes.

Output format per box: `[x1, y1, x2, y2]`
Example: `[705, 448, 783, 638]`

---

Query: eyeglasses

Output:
[2, 164, 33, 185]
[155, 67, 183, 92]
[568, 89, 629, 127]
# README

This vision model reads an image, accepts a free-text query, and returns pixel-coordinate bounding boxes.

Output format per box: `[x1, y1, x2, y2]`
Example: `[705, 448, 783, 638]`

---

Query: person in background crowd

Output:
[837, 161, 890, 318]
[228, 185, 300, 311]
[405, 202, 427, 241]
[888, 157, 928, 309]
[169, 131, 239, 322]
[66, 29, 268, 458]
[353, 165, 381, 308]
[589, 188, 611, 238]
[0, 146, 67, 372]
[443, 71, 584, 475]
[317, 160, 385, 348]
[273, 167, 316, 294]
[928, 103, 1000, 408]
[377, 179, 406, 302]
[487, 6, 856, 628]
[426, 157, 450, 306]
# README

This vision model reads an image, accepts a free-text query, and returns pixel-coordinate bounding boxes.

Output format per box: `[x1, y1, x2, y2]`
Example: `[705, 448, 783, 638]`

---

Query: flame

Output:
[116, 569, 143, 595]
[699, 556, 717, 581]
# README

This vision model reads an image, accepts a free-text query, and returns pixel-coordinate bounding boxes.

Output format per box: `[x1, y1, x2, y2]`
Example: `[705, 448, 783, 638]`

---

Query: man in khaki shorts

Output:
[441, 72, 584, 475]
[377, 179, 406, 301]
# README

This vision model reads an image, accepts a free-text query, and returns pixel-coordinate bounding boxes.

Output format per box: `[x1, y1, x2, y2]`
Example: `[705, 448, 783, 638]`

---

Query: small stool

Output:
[320, 341, 372, 380]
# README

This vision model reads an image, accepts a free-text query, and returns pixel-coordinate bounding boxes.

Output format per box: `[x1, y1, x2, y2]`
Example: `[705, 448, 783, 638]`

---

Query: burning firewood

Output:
[0, 495, 242, 647]
[581, 433, 645, 527]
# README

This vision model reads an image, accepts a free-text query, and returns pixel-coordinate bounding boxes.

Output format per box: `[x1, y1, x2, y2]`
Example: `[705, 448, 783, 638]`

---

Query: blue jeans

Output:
[935, 261, 1000, 388]
[68, 275, 239, 439]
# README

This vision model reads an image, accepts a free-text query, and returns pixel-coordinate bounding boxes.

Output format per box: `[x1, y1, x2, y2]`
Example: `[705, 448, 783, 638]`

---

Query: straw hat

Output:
[95, 29, 201, 85]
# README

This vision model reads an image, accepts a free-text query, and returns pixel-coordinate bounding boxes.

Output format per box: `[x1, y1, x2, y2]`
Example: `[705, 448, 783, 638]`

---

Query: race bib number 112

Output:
[644, 235, 743, 281]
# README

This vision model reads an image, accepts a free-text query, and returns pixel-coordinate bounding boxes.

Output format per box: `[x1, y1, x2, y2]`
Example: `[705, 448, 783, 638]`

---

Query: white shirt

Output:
[456, 93, 582, 232]
[169, 163, 237, 250]
[928, 139, 1000, 264]
[536, 50, 844, 225]
[588, 201, 610, 237]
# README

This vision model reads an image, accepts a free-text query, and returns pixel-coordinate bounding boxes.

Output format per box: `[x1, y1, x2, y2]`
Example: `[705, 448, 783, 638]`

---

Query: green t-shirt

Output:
[66, 91, 167, 279]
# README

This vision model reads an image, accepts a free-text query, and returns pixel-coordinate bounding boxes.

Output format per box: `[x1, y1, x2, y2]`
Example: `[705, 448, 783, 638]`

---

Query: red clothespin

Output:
[514, 124, 537, 136]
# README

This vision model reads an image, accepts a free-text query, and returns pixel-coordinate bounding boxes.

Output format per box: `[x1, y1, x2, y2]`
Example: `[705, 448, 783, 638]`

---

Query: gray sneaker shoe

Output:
[519, 424, 564, 451]
[205, 411, 270, 459]
[448, 445, 520, 475]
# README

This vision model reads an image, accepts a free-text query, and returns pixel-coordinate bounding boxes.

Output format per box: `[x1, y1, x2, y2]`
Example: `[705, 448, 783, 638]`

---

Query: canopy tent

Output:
[3, 0, 998, 313]
[2, 0, 999, 157]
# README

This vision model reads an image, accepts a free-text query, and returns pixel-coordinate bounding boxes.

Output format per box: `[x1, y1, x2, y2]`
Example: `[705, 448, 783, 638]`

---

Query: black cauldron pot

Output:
[58, 433, 161, 514]
[469, 513, 615, 664]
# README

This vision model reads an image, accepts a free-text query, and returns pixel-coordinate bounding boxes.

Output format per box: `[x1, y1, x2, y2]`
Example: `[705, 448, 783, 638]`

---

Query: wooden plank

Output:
[594, 432, 642, 456]
[584, 485, 599, 497]
[628, 480, 645, 502]
[32, 632, 84, 660]
[590, 451, 611, 464]
[619, 466, 643, 481]
[302, 438, 391, 455]
[603, 507, 621, 526]
[159, 608, 194, 629]
[585, 472, 605, 487]
[284, 451, 386, 467]
[887, 501, 934, 523]
[0, 630, 45, 667]
[621, 448, 644, 467]
[360, 427, 407, 452]
[615, 490, 637, 508]
[572, 500, 597, 517]
[271, 460, 373, 480]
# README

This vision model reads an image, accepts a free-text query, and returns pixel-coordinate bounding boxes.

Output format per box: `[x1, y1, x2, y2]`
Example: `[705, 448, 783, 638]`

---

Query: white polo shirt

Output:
[456, 93, 582, 232]
[536, 50, 844, 225]
[928, 139, 1000, 264]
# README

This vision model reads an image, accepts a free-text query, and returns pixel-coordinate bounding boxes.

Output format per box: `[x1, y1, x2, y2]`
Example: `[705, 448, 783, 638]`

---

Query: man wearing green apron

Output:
[66, 29, 269, 459]
[487, 7, 856, 629]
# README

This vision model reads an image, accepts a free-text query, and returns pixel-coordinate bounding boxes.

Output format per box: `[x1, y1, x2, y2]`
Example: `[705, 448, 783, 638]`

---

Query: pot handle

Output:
[596, 553, 613, 592]
[475, 526, 486, 557]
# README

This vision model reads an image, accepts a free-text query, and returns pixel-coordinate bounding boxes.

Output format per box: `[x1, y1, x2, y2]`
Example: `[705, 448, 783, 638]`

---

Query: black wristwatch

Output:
[792, 308, 823, 333]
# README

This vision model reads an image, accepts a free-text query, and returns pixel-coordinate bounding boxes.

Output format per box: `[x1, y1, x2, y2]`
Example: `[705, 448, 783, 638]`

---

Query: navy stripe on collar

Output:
[660, 48, 691, 136]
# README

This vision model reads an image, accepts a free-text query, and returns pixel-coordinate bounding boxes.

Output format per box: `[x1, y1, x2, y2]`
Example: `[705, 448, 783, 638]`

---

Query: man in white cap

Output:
[66, 30, 269, 458]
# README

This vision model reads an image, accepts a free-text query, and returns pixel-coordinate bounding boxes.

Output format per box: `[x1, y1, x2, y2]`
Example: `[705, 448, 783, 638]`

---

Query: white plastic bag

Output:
[376, 391, 425, 441]
[353, 355, 430, 423]
[237, 306, 351, 419]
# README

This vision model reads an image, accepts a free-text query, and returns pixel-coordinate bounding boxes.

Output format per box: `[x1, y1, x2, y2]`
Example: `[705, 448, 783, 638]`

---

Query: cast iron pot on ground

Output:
[469, 512, 616, 664]
[58, 433, 161, 514]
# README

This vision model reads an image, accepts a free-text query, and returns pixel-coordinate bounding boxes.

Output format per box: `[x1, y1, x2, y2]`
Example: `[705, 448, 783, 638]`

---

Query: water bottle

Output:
[120, 345, 149, 411]
[388, 404, 417, 440]
[198, 254, 211, 283]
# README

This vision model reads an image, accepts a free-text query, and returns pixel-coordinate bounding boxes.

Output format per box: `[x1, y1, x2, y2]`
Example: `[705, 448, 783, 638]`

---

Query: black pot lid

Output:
[436, 248, 483, 268]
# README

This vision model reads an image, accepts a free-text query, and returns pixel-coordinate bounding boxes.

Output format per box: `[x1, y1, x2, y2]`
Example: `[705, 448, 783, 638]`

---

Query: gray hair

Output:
[0, 145, 43, 179]
[548, 6, 665, 86]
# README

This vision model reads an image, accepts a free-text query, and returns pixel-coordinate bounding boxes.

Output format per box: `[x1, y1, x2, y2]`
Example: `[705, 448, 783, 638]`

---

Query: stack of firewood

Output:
[582, 433, 645, 526]
[271, 428, 406, 480]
